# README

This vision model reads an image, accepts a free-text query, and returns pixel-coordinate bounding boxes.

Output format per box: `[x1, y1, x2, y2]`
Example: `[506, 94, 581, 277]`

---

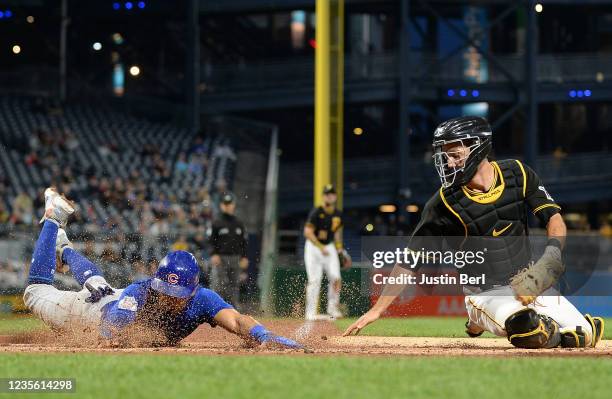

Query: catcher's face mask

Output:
[432, 138, 481, 188]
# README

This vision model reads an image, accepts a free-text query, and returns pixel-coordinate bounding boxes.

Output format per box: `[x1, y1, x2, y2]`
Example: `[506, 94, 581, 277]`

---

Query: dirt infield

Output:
[1, 320, 611, 357]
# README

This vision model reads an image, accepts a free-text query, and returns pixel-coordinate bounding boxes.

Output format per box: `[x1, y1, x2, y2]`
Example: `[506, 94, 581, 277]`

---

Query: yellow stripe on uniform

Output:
[508, 320, 549, 341]
[532, 203, 561, 215]
[467, 298, 503, 329]
[515, 159, 527, 198]
[439, 188, 467, 237]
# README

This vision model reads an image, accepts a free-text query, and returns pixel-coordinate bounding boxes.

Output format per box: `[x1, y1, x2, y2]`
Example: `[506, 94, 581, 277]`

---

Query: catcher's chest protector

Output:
[440, 160, 531, 285]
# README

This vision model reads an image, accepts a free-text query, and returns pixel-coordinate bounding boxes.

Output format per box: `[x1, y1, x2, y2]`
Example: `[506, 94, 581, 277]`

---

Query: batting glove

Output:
[84, 276, 115, 303]
[249, 325, 303, 349]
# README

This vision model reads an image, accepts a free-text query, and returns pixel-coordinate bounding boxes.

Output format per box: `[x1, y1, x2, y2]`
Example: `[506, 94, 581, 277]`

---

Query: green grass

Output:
[1, 354, 612, 399]
[2, 316, 612, 398]
[335, 316, 612, 339]
[0, 315, 46, 334]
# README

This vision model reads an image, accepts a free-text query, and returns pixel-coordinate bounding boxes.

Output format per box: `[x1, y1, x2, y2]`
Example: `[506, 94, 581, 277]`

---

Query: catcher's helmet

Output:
[150, 250, 200, 298]
[432, 116, 492, 188]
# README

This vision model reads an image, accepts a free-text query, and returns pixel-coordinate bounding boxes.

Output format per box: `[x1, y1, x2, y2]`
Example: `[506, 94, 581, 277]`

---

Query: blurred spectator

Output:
[0, 202, 9, 224]
[0, 261, 21, 290]
[130, 255, 149, 281]
[600, 219, 612, 238]
[100, 242, 120, 264]
[172, 234, 189, 251]
[146, 257, 158, 275]
[11, 191, 34, 225]
[175, 152, 189, 173]
[64, 130, 80, 150]
[213, 142, 237, 161]
[82, 238, 97, 260]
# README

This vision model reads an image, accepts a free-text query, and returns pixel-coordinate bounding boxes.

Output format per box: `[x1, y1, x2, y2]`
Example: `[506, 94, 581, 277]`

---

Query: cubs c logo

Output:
[167, 273, 179, 284]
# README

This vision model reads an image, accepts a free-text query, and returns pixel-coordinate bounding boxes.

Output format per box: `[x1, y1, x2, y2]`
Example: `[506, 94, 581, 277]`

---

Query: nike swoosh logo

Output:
[492, 223, 513, 237]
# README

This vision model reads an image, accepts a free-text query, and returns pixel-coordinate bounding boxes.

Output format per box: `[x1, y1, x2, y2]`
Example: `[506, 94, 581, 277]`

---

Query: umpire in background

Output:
[209, 192, 248, 309]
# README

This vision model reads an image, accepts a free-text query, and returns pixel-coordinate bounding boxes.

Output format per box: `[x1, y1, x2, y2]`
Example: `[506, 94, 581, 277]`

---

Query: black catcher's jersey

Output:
[410, 159, 561, 286]
[306, 206, 343, 245]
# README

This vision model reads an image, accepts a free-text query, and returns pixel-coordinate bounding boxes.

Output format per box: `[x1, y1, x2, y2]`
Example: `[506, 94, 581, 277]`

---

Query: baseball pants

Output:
[304, 241, 341, 318]
[23, 219, 122, 331]
[211, 255, 241, 308]
[23, 284, 122, 330]
[465, 285, 594, 345]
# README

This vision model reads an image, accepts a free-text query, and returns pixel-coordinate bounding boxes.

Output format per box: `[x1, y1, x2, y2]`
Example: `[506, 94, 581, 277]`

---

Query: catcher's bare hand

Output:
[342, 309, 380, 336]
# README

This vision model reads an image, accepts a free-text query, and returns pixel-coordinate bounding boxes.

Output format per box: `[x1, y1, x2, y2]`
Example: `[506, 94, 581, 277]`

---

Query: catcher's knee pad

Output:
[560, 314, 605, 348]
[505, 309, 561, 349]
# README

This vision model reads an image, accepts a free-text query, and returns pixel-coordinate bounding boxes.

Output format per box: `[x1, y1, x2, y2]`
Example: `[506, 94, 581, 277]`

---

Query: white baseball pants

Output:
[465, 285, 594, 345]
[23, 284, 123, 330]
[304, 241, 341, 319]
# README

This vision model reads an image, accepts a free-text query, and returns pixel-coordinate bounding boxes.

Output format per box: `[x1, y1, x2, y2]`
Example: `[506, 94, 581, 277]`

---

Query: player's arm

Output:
[343, 195, 444, 336]
[303, 208, 328, 254]
[334, 225, 352, 268]
[99, 283, 144, 340]
[511, 162, 566, 305]
[521, 161, 565, 246]
[342, 263, 413, 336]
[195, 288, 303, 349]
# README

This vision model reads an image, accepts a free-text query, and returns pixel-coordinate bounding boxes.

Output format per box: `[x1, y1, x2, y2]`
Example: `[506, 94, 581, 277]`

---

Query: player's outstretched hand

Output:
[342, 309, 381, 336]
[248, 325, 304, 350]
[260, 334, 304, 350]
[84, 276, 115, 303]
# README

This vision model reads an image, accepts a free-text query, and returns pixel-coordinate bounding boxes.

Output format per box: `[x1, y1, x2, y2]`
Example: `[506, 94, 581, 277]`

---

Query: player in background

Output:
[303, 184, 351, 321]
[209, 192, 248, 310]
[23, 188, 303, 349]
[344, 116, 604, 349]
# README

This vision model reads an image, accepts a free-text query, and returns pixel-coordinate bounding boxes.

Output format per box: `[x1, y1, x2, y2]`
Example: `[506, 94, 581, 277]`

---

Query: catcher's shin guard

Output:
[505, 309, 561, 349]
[560, 314, 605, 348]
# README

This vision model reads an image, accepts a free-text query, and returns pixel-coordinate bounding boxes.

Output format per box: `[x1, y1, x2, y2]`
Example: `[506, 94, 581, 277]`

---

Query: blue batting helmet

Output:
[150, 250, 200, 298]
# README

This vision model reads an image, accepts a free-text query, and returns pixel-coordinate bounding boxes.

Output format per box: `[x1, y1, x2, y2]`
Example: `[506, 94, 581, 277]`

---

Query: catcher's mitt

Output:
[510, 244, 564, 305]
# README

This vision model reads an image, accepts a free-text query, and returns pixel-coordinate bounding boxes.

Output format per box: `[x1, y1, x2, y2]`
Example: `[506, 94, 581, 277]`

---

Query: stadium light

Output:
[471, 90, 480, 97]
[129, 66, 141, 76]
[569, 90, 576, 98]
[12, 45, 21, 54]
[447, 89, 455, 97]
[459, 90, 467, 97]
[406, 204, 419, 213]
[379, 204, 396, 213]
[138, 1, 146, 8]
[125, 2, 133, 10]
[535, 3, 543, 13]
[26, 15, 34, 23]
[112, 33, 124, 45]
[92, 42, 102, 51]
[353, 127, 363, 136]
[585, 90, 592, 97]
[365, 223, 374, 232]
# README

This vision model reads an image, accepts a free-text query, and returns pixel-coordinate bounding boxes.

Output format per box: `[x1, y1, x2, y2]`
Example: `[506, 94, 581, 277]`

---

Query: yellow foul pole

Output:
[315, 0, 344, 208]
[315, 0, 331, 206]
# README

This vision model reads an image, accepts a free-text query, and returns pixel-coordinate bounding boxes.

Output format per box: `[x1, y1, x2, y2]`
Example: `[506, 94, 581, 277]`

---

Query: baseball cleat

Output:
[560, 315, 604, 348]
[39, 187, 75, 227]
[465, 319, 484, 338]
[585, 314, 605, 347]
[328, 310, 344, 319]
